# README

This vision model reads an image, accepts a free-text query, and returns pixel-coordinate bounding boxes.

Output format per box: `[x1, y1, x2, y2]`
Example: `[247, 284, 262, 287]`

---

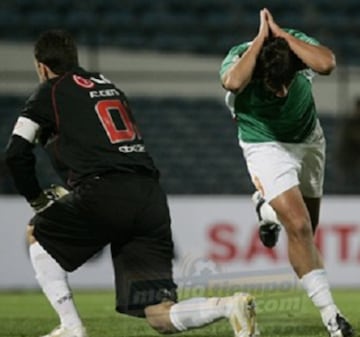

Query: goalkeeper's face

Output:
[34, 60, 56, 83]
[34, 60, 46, 83]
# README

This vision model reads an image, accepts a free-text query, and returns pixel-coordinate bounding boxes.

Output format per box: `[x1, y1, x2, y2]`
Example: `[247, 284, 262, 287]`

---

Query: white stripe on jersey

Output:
[299, 68, 316, 83]
[225, 91, 236, 119]
[12, 116, 40, 143]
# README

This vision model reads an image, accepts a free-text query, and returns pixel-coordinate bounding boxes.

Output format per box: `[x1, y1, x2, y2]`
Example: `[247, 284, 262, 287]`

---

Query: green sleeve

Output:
[284, 28, 320, 46]
[219, 42, 250, 78]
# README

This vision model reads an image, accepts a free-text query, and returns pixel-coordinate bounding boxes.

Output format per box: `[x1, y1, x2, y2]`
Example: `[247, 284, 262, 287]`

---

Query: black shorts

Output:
[32, 172, 177, 317]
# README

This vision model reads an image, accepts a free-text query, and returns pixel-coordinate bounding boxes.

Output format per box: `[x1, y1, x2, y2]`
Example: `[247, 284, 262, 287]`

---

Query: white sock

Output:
[29, 242, 82, 329]
[169, 297, 232, 331]
[300, 269, 338, 326]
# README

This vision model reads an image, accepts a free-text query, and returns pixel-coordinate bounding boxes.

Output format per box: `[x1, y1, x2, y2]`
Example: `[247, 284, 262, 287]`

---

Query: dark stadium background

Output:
[0, 3, 359, 336]
[0, 0, 360, 195]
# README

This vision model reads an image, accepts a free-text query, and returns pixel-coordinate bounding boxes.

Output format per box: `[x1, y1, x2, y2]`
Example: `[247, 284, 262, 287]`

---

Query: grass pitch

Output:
[0, 289, 358, 337]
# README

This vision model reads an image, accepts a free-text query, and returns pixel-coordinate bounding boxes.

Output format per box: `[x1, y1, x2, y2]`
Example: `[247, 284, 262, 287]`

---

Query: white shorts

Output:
[240, 120, 326, 202]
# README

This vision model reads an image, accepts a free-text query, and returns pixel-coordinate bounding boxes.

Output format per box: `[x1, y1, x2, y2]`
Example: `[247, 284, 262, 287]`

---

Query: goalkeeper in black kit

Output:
[6, 30, 258, 337]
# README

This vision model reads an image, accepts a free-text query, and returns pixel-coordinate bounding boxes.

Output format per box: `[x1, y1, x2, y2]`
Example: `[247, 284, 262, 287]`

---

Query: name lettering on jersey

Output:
[118, 144, 146, 153]
[89, 89, 121, 98]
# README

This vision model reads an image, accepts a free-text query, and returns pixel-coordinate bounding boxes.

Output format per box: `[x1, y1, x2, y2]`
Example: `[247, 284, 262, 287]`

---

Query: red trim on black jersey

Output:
[51, 73, 71, 185]
[51, 73, 68, 130]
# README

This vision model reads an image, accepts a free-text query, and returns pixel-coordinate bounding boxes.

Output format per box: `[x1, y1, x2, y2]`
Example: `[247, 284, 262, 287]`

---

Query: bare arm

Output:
[282, 34, 335, 75]
[221, 9, 269, 92]
[265, 9, 336, 75]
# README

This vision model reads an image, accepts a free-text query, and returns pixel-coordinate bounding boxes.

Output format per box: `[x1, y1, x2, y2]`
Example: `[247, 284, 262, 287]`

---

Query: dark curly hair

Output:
[34, 29, 79, 75]
[254, 37, 304, 94]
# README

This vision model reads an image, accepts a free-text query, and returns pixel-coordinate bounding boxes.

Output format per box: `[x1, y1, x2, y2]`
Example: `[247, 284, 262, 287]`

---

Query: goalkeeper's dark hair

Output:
[254, 37, 303, 94]
[34, 29, 79, 75]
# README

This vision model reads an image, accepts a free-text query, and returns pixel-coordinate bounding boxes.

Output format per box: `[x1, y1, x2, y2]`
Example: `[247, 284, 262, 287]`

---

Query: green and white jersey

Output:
[220, 29, 320, 143]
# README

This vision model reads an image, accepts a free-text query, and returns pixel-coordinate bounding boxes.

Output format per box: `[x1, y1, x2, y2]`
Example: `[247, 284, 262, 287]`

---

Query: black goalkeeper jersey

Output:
[6, 67, 158, 199]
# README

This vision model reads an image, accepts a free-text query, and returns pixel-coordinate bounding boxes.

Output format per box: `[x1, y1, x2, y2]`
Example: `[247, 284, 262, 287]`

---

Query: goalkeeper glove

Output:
[30, 185, 69, 213]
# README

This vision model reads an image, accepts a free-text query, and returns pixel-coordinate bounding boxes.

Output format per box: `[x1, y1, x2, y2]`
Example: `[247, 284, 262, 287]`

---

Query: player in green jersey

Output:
[220, 8, 354, 337]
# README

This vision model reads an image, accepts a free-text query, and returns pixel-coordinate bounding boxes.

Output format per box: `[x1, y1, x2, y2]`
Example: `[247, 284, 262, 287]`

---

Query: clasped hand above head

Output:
[257, 8, 286, 41]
